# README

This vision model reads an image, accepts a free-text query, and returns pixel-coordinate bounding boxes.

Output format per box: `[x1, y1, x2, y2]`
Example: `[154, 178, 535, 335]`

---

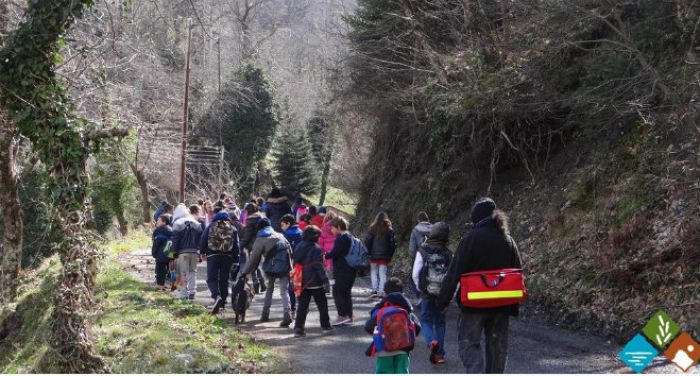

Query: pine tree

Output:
[195, 63, 280, 194]
[273, 126, 319, 196]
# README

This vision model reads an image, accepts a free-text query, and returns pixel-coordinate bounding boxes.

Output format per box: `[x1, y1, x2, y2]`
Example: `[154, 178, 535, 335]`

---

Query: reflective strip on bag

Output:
[467, 290, 524, 300]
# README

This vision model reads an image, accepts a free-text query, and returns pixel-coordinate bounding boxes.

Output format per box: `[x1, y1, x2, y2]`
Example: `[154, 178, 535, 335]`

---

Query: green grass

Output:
[0, 231, 286, 373]
[306, 185, 358, 216]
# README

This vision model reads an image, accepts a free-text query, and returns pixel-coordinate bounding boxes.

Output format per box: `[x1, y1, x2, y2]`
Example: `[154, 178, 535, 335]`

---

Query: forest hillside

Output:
[344, 0, 700, 341]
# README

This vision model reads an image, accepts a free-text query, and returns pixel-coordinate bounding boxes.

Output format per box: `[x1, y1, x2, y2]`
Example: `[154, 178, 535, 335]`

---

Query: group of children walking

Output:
[151, 192, 522, 374]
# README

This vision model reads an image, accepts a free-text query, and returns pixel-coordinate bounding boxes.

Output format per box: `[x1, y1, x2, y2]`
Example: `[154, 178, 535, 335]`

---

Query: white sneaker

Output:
[331, 316, 351, 326]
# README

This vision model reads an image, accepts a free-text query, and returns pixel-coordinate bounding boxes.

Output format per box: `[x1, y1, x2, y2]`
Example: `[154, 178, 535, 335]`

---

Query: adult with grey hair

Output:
[437, 198, 522, 374]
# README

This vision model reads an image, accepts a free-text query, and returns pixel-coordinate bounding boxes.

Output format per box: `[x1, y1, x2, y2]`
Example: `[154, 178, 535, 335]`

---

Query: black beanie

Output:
[257, 217, 272, 231]
[471, 198, 496, 224]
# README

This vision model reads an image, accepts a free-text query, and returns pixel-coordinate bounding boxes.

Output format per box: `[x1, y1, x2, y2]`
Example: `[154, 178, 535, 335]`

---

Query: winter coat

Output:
[265, 196, 292, 232]
[240, 212, 264, 251]
[242, 227, 292, 276]
[364, 229, 396, 261]
[292, 240, 328, 289]
[172, 213, 204, 256]
[408, 222, 432, 259]
[199, 211, 241, 259]
[283, 225, 303, 250]
[318, 221, 336, 253]
[318, 221, 336, 271]
[436, 218, 522, 316]
[326, 232, 355, 277]
[152, 225, 173, 263]
[311, 214, 324, 228]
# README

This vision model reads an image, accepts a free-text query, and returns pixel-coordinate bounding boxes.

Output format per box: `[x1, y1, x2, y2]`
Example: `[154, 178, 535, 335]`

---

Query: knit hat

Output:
[213, 201, 225, 213]
[471, 197, 496, 224]
[256, 217, 272, 231]
[428, 221, 450, 242]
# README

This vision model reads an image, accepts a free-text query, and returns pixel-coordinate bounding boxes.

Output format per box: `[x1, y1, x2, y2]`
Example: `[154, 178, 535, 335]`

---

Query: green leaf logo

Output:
[642, 310, 681, 349]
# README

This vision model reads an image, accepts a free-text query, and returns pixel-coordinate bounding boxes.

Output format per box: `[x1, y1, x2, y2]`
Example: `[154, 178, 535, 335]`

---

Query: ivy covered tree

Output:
[273, 126, 319, 196]
[0, 0, 126, 371]
[195, 63, 280, 195]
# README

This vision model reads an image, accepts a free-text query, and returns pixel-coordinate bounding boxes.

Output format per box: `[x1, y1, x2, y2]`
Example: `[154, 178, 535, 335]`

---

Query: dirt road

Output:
[124, 250, 681, 373]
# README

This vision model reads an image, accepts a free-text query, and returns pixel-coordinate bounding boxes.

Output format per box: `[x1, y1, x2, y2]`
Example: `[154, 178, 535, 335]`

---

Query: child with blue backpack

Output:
[364, 278, 421, 374]
[281, 214, 302, 317]
[152, 215, 173, 292]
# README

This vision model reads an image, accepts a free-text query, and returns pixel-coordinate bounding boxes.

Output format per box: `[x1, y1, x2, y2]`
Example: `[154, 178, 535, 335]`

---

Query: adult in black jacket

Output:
[265, 188, 292, 232]
[292, 226, 332, 336]
[437, 198, 522, 374]
[324, 216, 356, 326]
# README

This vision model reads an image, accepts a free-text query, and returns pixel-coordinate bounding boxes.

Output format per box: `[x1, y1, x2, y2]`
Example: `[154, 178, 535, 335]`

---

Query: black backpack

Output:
[419, 246, 450, 297]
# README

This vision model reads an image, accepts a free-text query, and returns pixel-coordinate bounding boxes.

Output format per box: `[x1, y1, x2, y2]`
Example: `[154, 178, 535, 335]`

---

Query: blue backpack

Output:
[345, 235, 370, 269]
[263, 240, 292, 276]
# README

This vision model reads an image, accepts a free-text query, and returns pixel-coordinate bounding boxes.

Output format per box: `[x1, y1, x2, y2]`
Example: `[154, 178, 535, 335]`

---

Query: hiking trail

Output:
[123, 249, 681, 373]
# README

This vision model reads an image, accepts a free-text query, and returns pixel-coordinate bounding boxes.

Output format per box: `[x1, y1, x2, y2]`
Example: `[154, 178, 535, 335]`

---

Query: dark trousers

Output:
[294, 288, 330, 330]
[332, 271, 356, 318]
[155, 261, 169, 286]
[206, 255, 234, 306]
[289, 282, 297, 311]
[457, 311, 510, 373]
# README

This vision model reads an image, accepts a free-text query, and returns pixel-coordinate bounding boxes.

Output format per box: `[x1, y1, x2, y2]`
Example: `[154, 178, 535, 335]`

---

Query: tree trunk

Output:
[135, 169, 151, 224]
[115, 210, 128, 236]
[0, 109, 23, 304]
[42, 208, 108, 373]
[318, 150, 332, 206]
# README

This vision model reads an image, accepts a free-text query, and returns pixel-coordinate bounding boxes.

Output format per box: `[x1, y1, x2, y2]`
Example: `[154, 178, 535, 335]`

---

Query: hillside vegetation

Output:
[343, 0, 700, 340]
[0, 231, 284, 373]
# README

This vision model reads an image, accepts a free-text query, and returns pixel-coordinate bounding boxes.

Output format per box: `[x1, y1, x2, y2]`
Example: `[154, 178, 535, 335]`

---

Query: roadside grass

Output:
[306, 185, 358, 216]
[0, 230, 287, 373]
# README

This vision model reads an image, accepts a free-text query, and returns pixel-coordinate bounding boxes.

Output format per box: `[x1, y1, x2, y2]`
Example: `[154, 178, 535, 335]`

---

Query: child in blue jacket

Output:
[152, 215, 173, 291]
[281, 214, 302, 316]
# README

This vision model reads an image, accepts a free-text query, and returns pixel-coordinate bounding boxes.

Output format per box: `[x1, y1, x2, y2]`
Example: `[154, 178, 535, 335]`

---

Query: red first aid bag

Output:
[460, 268, 527, 308]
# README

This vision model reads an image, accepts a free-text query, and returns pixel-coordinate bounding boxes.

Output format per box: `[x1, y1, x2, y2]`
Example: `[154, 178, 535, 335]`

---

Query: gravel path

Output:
[123, 250, 682, 374]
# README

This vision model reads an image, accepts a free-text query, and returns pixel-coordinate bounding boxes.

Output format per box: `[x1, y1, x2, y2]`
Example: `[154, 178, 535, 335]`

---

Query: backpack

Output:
[345, 236, 370, 269]
[164, 239, 175, 259]
[207, 219, 234, 255]
[177, 221, 201, 253]
[419, 247, 450, 297]
[262, 240, 292, 276]
[372, 305, 416, 353]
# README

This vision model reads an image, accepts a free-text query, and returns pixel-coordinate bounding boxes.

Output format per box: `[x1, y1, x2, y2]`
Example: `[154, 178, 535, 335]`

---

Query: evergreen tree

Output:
[195, 63, 280, 195]
[273, 126, 319, 196]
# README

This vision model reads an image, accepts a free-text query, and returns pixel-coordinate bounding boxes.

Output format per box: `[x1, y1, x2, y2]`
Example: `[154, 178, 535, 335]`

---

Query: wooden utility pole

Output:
[218, 147, 224, 196]
[179, 18, 193, 203]
[217, 37, 221, 95]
